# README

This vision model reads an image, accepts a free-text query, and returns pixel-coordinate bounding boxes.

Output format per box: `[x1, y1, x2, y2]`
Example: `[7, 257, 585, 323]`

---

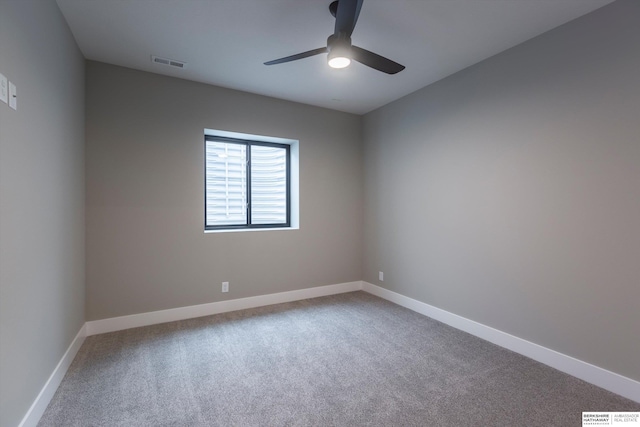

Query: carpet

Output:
[38, 291, 639, 426]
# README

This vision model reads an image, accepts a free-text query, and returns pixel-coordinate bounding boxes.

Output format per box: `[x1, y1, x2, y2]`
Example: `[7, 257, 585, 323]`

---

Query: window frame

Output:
[204, 135, 291, 231]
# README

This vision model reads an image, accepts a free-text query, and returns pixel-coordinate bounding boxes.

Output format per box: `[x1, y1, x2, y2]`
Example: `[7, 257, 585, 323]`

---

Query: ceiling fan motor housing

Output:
[327, 34, 352, 59]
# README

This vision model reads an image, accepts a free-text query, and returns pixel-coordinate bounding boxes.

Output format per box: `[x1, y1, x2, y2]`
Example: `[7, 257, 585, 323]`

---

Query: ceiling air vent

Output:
[151, 55, 187, 69]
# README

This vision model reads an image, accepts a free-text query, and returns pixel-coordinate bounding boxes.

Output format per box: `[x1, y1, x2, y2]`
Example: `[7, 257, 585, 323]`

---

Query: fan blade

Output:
[335, 0, 363, 37]
[264, 47, 328, 65]
[351, 46, 405, 74]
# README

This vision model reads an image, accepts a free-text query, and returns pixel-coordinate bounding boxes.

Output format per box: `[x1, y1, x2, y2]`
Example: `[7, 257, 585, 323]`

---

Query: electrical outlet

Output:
[222, 281, 229, 293]
[379, 271, 384, 281]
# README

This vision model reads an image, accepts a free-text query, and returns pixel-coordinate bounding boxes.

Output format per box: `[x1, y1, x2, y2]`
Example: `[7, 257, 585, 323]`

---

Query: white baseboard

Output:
[84, 280, 640, 402]
[19, 280, 639, 427]
[86, 281, 362, 336]
[361, 281, 640, 403]
[18, 324, 86, 427]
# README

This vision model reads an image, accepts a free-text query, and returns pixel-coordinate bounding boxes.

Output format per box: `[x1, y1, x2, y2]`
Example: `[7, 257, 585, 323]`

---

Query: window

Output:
[205, 136, 290, 230]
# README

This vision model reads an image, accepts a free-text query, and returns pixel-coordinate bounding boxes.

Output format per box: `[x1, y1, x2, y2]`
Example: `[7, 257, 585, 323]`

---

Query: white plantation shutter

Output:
[251, 145, 287, 224]
[205, 140, 247, 226]
[205, 137, 289, 229]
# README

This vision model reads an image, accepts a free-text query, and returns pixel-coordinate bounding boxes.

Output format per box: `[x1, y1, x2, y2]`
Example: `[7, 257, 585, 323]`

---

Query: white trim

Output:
[18, 325, 87, 427]
[361, 281, 640, 403]
[86, 281, 362, 336]
[204, 128, 297, 145]
[29, 280, 635, 427]
[204, 226, 298, 234]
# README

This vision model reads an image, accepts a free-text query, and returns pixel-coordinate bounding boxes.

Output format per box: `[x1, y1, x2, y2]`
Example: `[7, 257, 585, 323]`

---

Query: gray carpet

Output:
[39, 291, 638, 426]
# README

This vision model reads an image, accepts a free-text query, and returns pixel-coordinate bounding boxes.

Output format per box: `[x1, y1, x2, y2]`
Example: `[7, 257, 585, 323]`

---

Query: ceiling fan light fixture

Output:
[328, 54, 351, 69]
[327, 36, 351, 69]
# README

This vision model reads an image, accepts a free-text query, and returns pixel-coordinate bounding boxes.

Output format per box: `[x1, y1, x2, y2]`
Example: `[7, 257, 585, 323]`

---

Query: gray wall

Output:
[85, 61, 362, 320]
[0, 1, 86, 426]
[363, 0, 640, 382]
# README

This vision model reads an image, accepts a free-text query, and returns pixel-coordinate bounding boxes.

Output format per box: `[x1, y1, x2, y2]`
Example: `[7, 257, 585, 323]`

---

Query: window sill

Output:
[204, 226, 299, 234]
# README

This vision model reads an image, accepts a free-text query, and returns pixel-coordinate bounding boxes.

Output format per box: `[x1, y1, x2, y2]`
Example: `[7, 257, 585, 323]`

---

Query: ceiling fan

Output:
[264, 0, 405, 74]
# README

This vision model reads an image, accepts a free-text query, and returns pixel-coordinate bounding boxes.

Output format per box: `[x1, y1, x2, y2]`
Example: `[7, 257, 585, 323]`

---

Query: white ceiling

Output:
[56, 0, 614, 115]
